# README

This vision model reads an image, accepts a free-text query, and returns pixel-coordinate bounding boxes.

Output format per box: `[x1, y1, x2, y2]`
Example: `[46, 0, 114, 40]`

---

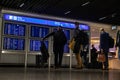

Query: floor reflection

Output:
[0, 68, 120, 80]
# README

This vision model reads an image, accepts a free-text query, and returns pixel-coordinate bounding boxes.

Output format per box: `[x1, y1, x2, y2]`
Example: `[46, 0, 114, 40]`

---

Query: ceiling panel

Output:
[0, 0, 120, 25]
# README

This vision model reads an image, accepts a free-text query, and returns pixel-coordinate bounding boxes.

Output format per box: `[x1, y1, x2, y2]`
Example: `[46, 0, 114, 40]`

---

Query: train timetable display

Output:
[64, 30, 70, 53]
[4, 23, 26, 36]
[31, 26, 49, 38]
[64, 30, 70, 40]
[30, 40, 48, 51]
[64, 44, 69, 53]
[3, 37, 25, 50]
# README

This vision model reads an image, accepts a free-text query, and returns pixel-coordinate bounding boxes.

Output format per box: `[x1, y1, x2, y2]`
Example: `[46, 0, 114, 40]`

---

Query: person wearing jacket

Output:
[73, 22, 84, 69]
[100, 28, 109, 70]
[115, 30, 120, 59]
[43, 26, 67, 69]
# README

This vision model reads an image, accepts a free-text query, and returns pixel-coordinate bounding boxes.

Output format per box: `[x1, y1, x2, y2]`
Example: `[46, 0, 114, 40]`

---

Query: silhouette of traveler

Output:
[72, 22, 84, 69]
[115, 30, 120, 59]
[100, 28, 109, 70]
[43, 26, 67, 69]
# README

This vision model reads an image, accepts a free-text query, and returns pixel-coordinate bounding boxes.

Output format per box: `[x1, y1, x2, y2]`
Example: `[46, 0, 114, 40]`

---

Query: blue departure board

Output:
[79, 24, 90, 31]
[4, 14, 90, 30]
[64, 44, 69, 53]
[3, 37, 25, 50]
[31, 26, 49, 38]
[63, 30, 70, 53]
[64, 30, 70, 40]
[30, 40, 48, 51]
[4, 23, 26, 36]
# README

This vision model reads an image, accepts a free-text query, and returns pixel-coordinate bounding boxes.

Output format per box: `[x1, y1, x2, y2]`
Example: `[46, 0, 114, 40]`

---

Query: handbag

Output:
[97, 53, 106, 62]
[69, 38, 75, 51]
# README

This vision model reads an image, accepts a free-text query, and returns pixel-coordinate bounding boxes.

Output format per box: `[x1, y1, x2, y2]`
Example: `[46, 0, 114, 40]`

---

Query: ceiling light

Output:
[19, 3, 25, 7]
[111, 13, 116, 17]
[99, 16, 106, 20]
[81, 1, 90, 6]
[64, 11, 71, 15]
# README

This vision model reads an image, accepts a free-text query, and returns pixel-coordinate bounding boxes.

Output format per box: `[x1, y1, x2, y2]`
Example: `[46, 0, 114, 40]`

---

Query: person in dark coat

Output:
[100, 28, 109, 70]
[91, 44, 97, 63]
[43, 26, 67, 68]
[73, 22, 84, 69]
[115, 30, 120, 59]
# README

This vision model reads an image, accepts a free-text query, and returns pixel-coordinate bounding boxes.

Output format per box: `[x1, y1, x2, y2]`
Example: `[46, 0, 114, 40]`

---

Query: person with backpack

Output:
[43, 26, 67, 69]
[72, 22, 84, 69]
[100, 28, 109, 70]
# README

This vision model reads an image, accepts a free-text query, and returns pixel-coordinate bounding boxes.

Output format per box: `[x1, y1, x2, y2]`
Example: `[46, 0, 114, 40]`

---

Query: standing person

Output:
[43, 26, 67, 69]
[100, 28, 109, 70]
[73, 22, 84, 69]
[115, 30, 120, 59]
[91, 44, 97, 63]
[81, 30, 89, 66]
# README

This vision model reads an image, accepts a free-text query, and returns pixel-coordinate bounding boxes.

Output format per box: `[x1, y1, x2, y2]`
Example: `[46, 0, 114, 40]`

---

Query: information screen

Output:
[4, 14, 90, 30]
[64, 30, 70, 40]
[64, 44, 69, 53]
[30, 40, 48, 51]
[4, 23, 26, 36]
[64, 30, 70, 53]
[79, 24, 90, 31]
[3, 37, 25, 50]
[30, 26, 49, 38]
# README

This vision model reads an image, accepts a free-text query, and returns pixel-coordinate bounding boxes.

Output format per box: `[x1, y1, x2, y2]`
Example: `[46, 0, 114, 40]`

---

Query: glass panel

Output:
[3, 37, 25, 50]
[31, 26, 49, 38]
[30, 40, 48, 51]
[4, 23, 26, 36]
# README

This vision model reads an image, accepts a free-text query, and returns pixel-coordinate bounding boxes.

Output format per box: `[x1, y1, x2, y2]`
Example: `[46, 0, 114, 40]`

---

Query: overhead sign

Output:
[4, 14, 89, 30]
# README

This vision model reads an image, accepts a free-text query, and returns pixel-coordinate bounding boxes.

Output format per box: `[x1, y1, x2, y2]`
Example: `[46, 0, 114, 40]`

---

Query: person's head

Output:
[100, 28, 105, 33]
[57, 26, 62, 31]
[74, 22, 79, 29]
[91, 44, 94, 48]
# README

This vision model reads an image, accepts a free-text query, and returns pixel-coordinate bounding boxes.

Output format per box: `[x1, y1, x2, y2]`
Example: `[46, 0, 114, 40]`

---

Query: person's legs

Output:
[103, 50, 109, 69]
[75, 53, 82, 68]
[54, 49, 59, 68]
[75, 45, 83, 68]
[58, 47, 64, 67]
[75, 53, 83, 68]
[82, 51, 88, 66]
[104, 53, 108, 69]
[118, 47, 120, 60]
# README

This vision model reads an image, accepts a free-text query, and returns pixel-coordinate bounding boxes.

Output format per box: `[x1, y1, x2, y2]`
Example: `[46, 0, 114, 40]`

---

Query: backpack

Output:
[108, 36, 114, 48]
[82, 31, 89, 45]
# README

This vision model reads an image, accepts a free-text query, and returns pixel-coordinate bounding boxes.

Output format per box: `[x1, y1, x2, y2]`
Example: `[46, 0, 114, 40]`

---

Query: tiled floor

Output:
[0, 67, 120, 80]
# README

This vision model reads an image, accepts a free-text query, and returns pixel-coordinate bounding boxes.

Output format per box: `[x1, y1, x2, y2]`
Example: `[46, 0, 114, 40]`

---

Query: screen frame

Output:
[3, 21, 27, 37]
[4, 14, 90, 31]
[28, 39, 49, 52]
[2, 37, 25, 51]
[30, 25, 50, 38]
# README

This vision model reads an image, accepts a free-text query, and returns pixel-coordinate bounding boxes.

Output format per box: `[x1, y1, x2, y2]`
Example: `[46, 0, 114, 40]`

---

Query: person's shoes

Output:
[75, 65, 83, 69]
[102, 68, 109, 70]
[104, 68, 109, 70]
